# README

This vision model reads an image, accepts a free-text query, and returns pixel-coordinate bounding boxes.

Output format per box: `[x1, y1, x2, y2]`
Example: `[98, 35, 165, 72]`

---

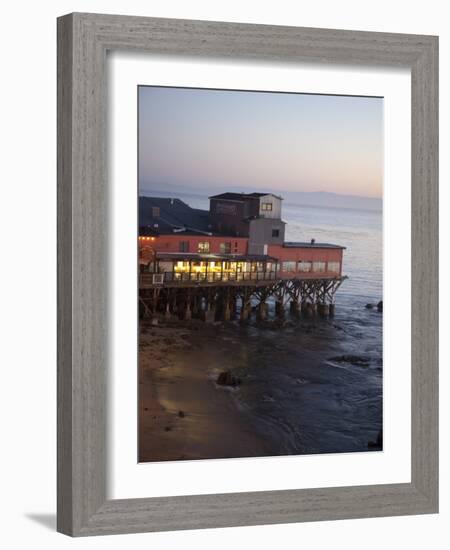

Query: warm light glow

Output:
[172, 259, 259, 274]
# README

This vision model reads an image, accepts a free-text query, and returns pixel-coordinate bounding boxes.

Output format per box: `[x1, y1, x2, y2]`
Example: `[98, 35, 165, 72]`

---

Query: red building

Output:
[139, 193, 344, 285]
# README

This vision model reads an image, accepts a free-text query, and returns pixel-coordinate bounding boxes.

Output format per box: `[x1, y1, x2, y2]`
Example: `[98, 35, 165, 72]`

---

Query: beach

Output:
[139, 306, 383, 462]
[139, 320, 272, 462]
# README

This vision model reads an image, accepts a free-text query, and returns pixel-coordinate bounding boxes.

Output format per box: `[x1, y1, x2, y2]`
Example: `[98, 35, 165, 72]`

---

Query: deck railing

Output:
[140, 271, 277, 286]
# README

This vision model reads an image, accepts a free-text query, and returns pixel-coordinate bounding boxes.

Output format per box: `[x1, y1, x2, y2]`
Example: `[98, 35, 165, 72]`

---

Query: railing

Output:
[140, 271, 277, 286]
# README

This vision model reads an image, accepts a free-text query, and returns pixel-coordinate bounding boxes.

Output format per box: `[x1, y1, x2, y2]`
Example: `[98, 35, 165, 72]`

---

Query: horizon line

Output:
[138, 184, 382, 202]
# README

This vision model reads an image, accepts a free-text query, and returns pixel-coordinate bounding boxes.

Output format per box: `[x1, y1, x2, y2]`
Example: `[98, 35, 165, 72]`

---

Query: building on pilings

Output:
[138, 193, 346, 320]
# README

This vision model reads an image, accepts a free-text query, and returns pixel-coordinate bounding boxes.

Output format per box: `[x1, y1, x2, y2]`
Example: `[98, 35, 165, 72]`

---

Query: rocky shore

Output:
[139, 305, 383, 462]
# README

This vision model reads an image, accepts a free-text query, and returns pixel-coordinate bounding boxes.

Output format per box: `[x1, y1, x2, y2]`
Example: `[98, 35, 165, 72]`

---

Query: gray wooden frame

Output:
[57, 12, 438, 537]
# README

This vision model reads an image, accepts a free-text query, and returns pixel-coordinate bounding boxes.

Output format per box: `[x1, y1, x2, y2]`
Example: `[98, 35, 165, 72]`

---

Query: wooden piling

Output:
[257, 301, 268, 321]
[139, 275, 346, 325]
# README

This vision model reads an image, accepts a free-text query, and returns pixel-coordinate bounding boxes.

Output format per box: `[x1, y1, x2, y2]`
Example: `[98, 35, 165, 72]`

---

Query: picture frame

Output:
[57, 12, 438, 536]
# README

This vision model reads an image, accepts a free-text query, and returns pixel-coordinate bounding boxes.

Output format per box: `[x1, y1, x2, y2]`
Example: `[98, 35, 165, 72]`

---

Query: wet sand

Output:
[139, 321, 271, 462]
[139, 308, 382, 462]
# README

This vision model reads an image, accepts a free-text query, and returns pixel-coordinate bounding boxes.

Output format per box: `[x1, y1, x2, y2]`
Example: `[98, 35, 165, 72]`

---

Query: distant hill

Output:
[279, 191, 382, 212]
[139, 182, 382, 212]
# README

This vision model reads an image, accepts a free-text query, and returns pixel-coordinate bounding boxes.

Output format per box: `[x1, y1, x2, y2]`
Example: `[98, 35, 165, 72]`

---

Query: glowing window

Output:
[328, 261, 340, 273]
[313, 261, 326, 272]
[282, 261, 296, 272]
[298, 261, 312, 272]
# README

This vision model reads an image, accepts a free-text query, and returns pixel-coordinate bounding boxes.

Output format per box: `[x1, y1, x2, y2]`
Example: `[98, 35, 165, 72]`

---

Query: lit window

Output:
[261, 202, 273, 211]
[151, 206, 160, 217]
[282, 261, 296, 272]
[312, 261, 326, 272]
[328, 261, 340, 273]
[198, 242, 210, 253]
[298, 261, 312, 272]
[220, 242, 231, 254]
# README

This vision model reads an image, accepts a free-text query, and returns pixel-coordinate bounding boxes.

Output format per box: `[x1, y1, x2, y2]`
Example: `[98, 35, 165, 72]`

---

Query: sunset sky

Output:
[139, 86, 383, 199]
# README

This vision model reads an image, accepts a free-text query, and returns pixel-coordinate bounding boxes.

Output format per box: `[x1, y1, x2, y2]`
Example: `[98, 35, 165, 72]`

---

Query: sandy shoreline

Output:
[139, 310, 382, 461]
[138, 320, 270, 462]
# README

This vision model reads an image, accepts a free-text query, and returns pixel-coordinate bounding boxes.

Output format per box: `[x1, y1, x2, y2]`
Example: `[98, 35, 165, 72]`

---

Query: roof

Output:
[156, 252, 277, 262]
[139, 196, 211, 236]
[209, 192, 283, 201]
[283, 241, 346, 250]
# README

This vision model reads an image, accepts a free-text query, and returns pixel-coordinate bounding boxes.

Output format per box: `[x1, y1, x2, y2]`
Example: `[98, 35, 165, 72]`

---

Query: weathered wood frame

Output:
[57, 13, 438, 536]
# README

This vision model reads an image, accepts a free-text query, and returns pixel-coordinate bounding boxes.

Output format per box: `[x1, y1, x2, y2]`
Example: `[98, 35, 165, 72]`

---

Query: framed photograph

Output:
[57, 13, 438, 536]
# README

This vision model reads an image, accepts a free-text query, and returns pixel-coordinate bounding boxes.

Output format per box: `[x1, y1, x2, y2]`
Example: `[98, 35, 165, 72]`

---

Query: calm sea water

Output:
[151, 190, 383, 455]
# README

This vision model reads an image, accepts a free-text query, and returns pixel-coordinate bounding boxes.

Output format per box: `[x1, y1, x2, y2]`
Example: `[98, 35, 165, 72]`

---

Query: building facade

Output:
[139, 192, 345, 284]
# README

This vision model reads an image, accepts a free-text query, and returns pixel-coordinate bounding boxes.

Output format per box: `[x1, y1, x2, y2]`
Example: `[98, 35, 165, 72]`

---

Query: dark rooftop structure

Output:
[139, 196, 211, 236]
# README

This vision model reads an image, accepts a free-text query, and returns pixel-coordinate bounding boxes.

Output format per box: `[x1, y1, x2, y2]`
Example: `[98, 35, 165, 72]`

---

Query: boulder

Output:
[368, 430, 383, 449]
[329, 355, 370, 367]
[216, 371, 241, 387]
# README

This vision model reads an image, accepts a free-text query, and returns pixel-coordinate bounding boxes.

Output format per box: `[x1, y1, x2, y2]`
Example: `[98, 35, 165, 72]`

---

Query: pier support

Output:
[317, 303, 330, 317]
[204, 303, 215, 323]
[289, 300, 300, 317]
[302, 302, 316, 318]
[275, 300, 285, 319]
[164, 301, 172, 320]
[139, 276, 346, 325]
[184, 301, 192, 321]
[257, 302, 268, 321]
[240, 301, 250, 322]
[223, 304, 231, 322]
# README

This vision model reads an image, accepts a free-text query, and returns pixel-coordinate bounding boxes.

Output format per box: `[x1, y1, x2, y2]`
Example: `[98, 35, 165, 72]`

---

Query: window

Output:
[220, 242, 231, 254]
[312, 261, 326, 272]
[179, 241, 189, 252]
[272, 228, 280, 238]
[198, 241, 210, 253]
[261, 202, 273, 211]
[151, 206, 160, 217]
[328, 261, 340, 273]
[282, 261, 296, 272]
[298, 261, 312, 272]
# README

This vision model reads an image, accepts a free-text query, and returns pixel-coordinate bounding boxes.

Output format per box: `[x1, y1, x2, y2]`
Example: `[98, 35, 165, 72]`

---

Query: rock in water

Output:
[377, 300, 383, 313]
[368, 430, 383, 449]
[329, 355, 370, 367]
[365, 303, 374, 309]
[216, 371, 241, 387]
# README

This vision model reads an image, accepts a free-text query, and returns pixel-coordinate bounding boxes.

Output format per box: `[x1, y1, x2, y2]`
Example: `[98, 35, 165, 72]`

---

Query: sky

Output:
[138, 86, 383, 199]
